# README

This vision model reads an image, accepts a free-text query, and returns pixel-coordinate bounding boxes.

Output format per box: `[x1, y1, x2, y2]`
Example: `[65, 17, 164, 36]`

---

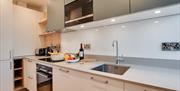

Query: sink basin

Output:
[92, 64, 130, 75]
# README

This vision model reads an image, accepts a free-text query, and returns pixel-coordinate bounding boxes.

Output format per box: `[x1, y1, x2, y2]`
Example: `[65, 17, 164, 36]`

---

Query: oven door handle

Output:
[37, 71, 49, 78]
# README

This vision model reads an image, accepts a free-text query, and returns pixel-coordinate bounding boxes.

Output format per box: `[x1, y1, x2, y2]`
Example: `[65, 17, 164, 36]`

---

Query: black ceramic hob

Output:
[38, 58, 64, 62]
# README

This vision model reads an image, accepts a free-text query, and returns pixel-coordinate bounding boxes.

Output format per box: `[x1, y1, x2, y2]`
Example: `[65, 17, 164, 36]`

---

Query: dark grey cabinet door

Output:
[47, 0, 64, 32]
[93, 0, 130, 21]
[131, 0, 180, 13]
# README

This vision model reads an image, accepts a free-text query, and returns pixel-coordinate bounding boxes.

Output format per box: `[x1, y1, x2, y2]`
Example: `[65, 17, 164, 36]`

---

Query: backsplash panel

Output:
[61, 15, 180, 60]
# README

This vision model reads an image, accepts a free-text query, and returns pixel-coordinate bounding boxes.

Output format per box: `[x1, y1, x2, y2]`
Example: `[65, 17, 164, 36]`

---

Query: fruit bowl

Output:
[66, 58, 80, 63]
[64, 54, 80, 63]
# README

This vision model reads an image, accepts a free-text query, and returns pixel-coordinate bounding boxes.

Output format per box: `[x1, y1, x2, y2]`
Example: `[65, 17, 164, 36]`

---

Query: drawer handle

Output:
[37, 72, 49, 78]
[28, 76, 33, 79]
[28, 60, 32, 62]
[59, 68, 69, 73]
[90, 77, 108, 84]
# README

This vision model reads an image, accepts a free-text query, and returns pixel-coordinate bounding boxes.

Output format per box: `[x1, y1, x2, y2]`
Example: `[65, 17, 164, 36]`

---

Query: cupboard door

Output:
[85, 75, 108, 91]
[93, 0, 129, 21]
[53, 67, 82, 91]
[0, 0, 13, 60]
[106, 78, 124, 91]
[125, 82, 149, 91]
[53, 66, 107, 91]
[86, 81, 107, 91]
[24, 59, 37, 91]
[47, 0, 64, 32]
[131, 0, 180, 13]
[125, 82, 170, 91]
[0, 60, 14, 91]
[85, 75, 124, 91]
[13, 6, 43, 57]
[53, 66, 124, 91]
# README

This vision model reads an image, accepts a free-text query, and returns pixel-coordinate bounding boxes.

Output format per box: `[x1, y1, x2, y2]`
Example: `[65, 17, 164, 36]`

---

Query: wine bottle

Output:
[79, 43, 84, 60]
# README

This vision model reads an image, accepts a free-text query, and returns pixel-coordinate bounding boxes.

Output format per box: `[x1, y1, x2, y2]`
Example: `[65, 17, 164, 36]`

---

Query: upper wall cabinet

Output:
[47, 0, 64, 32]
[130, 0, 180, 13]
[93, 0, 130, 21]
[65, 0, 93, 27]
[64, 0, 180, 28]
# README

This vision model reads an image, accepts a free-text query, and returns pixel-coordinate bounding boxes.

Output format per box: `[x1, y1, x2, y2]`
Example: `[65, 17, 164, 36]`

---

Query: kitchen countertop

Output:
[25, 56, 180, 91]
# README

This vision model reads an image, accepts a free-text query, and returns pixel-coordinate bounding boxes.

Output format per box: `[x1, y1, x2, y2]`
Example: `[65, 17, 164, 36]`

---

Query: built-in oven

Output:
[37, 64, 52, 91]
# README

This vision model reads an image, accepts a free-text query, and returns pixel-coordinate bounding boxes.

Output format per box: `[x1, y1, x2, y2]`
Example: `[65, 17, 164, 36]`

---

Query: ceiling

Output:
[65, 0, 75, 5]
[14, 0, 48, 7]
[15, 0, 77, 7]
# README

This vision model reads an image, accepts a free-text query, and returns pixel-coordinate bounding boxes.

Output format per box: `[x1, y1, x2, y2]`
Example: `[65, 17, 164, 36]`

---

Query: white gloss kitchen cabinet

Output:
[0, 0, 13, 60]
[13, 5, 43, 57]
[0, 0, 13, 91]
[0, 61, 13, 91]
[53, 66, 124, 91]
[53, 66, 82, 91]
[86, 74, 124, 91]
[124, 82, 168, 91]
[23, 59, 37, 91]
[53, 66, 174, 91]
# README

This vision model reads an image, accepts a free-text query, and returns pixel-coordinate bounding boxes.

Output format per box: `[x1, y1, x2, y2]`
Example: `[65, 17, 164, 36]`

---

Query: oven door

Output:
[37, 71, 52, 91]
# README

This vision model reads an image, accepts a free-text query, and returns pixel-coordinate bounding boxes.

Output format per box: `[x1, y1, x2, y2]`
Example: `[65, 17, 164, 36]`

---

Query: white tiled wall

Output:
[61, 15, 180, 60]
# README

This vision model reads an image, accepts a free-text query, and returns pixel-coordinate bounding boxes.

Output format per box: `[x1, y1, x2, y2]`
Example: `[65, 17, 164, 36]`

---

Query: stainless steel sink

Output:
[92, 64, 130, 75]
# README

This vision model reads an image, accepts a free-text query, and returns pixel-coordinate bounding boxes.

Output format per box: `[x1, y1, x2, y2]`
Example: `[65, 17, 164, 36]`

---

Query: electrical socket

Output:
[162, 42, 180, 51]
[84, 44, 91, 50]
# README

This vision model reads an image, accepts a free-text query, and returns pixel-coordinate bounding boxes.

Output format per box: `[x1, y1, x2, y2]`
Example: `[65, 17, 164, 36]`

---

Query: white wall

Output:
[61, 15, 180, 60]
[13, 5, 43, 57]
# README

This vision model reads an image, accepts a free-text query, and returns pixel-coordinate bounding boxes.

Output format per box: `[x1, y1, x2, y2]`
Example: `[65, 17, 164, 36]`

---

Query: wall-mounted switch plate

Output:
[84, 44, 91, 50]
[162, 42, 180, 51]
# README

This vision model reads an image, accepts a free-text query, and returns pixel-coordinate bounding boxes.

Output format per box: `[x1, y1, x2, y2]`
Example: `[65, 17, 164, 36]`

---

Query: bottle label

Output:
[79, 51, 84, 57]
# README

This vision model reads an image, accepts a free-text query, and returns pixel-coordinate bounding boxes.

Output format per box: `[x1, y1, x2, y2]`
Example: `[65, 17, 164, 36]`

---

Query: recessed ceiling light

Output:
[80, 25, 84, 28]
[95, 29, 99, 31]
[121, 25, 126, 28]
[154, 10, 161, 14]
[154, 21, 160, 23]
[111, 19, 116, 22]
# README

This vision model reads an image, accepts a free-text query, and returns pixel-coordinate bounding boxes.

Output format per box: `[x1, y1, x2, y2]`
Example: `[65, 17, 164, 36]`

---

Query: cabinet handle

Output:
[9, 51, 12, 59]
[59, 68, 69, 73]
[37, 72, 49, 78]
[90, 77, 108, 84]
[9, 50, 14, 59]
[28, 76, 33, 79]
[28, 60, 32, 62]
[10, 61, 13, 70]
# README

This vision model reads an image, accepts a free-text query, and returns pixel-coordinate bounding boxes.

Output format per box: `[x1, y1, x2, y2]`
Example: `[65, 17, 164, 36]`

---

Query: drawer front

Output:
[124, 82, 174, 91]
[54, 66, 124, 91]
